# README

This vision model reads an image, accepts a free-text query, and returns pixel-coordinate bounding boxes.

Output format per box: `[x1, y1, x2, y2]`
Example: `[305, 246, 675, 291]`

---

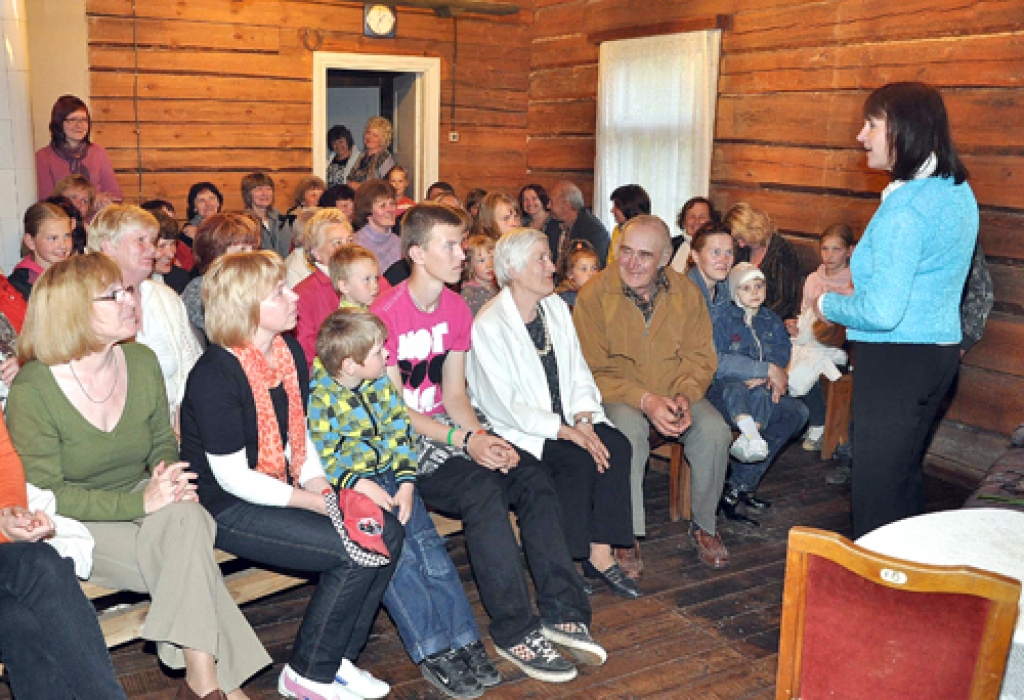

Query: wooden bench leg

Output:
[821, 374, 854, 460]
[669, 443, 692, 522]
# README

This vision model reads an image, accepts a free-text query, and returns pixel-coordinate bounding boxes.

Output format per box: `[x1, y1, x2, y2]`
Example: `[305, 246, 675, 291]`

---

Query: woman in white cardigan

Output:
[467, 228, 639, 599]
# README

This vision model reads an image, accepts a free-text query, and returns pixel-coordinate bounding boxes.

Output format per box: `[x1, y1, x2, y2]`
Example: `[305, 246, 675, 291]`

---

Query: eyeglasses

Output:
[93, 286, 135, 304]
[64, 117, 90, 125]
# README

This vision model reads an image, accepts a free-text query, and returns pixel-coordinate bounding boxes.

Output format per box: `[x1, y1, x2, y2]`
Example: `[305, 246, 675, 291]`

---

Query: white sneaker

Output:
[730, 435, 769, 463]
[335, 658, 390, 699]
[278, 664, 362, 700]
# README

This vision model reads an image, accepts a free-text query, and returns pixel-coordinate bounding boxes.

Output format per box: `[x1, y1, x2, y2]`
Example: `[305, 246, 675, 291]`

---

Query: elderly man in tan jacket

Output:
[574, 214, 731, 570]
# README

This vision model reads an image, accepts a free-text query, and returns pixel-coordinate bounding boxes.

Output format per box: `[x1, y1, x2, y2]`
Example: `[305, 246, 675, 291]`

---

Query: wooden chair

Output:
[649, 428, 691, 522]
[776, 527, 1021, 700]
[820, 373, 853, 460]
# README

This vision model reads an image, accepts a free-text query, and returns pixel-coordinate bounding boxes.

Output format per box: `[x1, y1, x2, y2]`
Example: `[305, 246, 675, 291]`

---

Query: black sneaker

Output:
[540, 621, 607, 666]
[457, 641, 502, 687]
[420, 648, 484, 699]
[496, 629, 577, 683]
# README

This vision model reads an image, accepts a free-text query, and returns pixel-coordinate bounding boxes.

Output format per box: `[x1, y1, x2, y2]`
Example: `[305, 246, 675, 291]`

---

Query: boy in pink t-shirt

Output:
[371, 203, 605, 684]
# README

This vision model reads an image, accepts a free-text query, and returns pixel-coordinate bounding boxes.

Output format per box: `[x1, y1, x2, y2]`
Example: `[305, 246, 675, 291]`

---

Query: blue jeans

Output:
[212, 500, 403, 683]
[0, 543, 128, 700]
[374, 471, 481, 664]
[717, 394, 809, 493]
[708, 380, 774, 427]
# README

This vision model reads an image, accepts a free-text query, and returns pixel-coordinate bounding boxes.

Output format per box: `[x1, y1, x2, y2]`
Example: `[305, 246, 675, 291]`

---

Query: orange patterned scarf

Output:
[232, 336, 306, 483]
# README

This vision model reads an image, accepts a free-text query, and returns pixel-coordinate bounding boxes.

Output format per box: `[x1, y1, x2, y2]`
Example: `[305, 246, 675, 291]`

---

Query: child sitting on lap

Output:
[708, 263, 793, 463]
[308, 307, 501, 699]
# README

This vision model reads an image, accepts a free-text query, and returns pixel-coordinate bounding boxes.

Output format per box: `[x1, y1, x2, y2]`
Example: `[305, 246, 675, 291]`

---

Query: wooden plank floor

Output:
[1, 445, 971, 699]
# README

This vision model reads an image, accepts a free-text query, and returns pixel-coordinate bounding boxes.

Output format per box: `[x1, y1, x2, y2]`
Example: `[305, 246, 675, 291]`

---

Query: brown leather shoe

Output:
[175, 683, 227, 700]
[614, 541, 643, 580]
[690, 526, 729, 569]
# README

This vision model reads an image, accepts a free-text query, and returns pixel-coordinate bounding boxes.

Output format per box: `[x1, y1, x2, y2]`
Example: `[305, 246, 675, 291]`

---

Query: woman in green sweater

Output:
[7, 253, 269, 700]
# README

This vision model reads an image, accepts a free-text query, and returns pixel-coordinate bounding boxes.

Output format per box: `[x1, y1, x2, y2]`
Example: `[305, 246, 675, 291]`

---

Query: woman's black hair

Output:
[518, 184, 551, 213]
[327, 125, 354, 151]
[610, 184, 651, 221]
[185, 182, 225, 221]
[319, 184, 356, 208]
[863, 82, 968, 185]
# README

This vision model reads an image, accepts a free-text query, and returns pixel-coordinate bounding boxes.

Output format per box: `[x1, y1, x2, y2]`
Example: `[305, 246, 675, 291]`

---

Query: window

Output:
[595, 30, 721, 240]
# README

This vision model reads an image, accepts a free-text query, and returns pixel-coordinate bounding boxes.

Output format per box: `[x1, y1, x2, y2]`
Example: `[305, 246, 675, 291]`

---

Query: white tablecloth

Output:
[857, 508, 1024, 700]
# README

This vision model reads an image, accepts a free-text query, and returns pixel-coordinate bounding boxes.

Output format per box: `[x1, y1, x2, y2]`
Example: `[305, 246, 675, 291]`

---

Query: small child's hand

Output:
[394, 482, 415, 525]
[353, 479, 394, 512]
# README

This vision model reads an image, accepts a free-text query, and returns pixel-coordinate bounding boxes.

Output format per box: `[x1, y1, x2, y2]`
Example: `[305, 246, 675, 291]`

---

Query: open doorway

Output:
[313, 53, 440, 200]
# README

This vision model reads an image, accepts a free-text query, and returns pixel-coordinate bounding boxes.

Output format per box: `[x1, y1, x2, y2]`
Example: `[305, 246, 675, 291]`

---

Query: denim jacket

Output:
[712, 303, 791, 381]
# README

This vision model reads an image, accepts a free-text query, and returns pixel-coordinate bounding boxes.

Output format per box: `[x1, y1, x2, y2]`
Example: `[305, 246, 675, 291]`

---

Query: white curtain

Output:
[595, 30, 721, 238]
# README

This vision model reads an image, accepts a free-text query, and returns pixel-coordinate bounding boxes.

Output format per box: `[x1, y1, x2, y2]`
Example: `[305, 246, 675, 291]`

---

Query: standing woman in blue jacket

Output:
[819, 82, 978, 538]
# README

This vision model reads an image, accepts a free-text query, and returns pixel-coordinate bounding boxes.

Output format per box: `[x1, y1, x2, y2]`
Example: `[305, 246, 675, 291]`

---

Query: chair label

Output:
[880, 568, 908, 585]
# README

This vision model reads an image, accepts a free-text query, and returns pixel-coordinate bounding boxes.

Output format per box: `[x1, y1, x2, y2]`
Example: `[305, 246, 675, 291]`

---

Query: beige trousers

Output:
[85, 500, 271, 692]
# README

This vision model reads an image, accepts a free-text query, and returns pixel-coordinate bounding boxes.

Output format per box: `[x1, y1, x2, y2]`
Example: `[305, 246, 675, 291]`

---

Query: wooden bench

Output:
[649, 430, 691, 522]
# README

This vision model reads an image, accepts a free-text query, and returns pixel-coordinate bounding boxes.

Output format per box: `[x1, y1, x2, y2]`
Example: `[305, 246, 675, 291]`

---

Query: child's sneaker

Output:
[730, 434, 769, 462]
[802, 425, 824, 451]
[420, 648, 483, 698]
[457, 640, 502, 687]
[279, 664, 361, 700]
[540, 621, 607, 666]
[496, 629, 577, 682]
[335, 658, 390, 699]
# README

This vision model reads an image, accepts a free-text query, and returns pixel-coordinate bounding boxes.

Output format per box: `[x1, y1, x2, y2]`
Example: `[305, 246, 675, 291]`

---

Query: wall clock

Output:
[364, 4, 397, 38]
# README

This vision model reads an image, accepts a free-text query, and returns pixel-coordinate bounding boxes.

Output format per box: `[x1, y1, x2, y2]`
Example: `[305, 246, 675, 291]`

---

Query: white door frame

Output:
[313, 53, 440, 198]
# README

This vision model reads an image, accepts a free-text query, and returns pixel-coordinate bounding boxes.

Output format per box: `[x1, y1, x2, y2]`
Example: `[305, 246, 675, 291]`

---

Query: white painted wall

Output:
[25, 0, 89, 150]
[1, 0, 37, 271]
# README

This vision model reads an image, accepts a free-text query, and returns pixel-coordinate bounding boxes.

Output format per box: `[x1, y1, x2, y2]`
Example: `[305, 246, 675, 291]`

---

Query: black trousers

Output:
[851, 342, 960, 539]
[540, 423, 634, 559]
[417, 452, 590, 649]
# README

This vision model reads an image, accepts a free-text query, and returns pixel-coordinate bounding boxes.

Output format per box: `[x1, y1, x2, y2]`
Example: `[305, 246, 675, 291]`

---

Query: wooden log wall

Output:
[530, 0, 1024, 438]
[84, 0, 533, 211]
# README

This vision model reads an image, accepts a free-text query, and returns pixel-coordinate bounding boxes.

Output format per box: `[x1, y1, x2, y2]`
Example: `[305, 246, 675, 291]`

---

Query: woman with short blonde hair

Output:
[348, 116, 397, 186]
[9, 253, 270, 700]
[181, 251, 401, 700]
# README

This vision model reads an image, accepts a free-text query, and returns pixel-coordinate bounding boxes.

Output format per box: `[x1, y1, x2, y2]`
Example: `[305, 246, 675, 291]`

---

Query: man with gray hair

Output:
[549, 181, 611, 267]
[574, 214, 732, 570]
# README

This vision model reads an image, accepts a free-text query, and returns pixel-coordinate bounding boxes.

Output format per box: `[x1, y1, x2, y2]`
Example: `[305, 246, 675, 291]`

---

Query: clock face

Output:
[365, 4, 397, 37]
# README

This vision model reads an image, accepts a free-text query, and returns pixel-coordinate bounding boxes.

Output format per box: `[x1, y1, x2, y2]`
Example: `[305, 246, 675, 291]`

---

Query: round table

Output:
[857, 508, 1024, 700]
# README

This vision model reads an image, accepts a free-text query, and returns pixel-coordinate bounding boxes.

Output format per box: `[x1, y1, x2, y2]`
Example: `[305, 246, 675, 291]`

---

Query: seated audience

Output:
[425, 181, 457, 202]
[0, 410, 129, 700]
[465, 188, 487, 221]
[283, 207, 320, 289]
[180, 182, 225, 270]
[179, 251, 399, 700]
[287, 175, 327, 219]
[45, 193, 89, 254]
[725, 203, 802, 321]
[460, 234, 498, 316]
[519, 184, 563, 262]
[181, 213, 262, 337]
[242, 172, 293, 258]
[353, 179, 401, 271]
[554, 240, 600, 309]
[326, 124, 360, 186]
[89, 205, 202, 423]
[140, 198, 177, 219]
[35, 94, 122, 206]
[53, 173, 96, 222]
[706, 263, 807, 526]
[8, 253, 269, 700]
[293, 210, 358, 365]
[151, 209, 192, 294]
[574, 215, 731, 570]
[606, 184, 651, 265]
[349, 117, 397, 186]
[467, 228, 639, 600]
[670, 196, 718, 273]
[549, 181, 610, 268]
[474, 192, 520, 240]
[372, 203, 605, 683]
[10, 202, 73, 301]
[309, 307, 500, 697]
